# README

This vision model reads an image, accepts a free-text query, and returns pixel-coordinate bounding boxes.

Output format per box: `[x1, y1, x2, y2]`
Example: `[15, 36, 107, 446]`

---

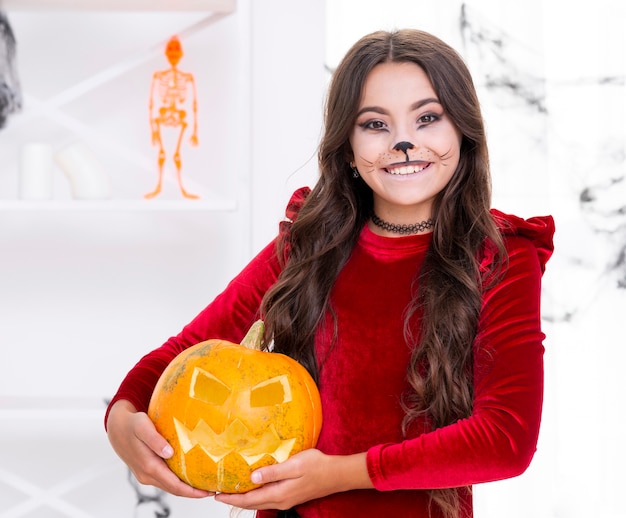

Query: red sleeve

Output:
[104, 239, 281, 426]
[104, 188, 312, 429]
[367, 214, 555, 489]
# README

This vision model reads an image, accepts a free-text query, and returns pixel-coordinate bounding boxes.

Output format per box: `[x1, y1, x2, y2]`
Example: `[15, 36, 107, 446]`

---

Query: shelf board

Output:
[2, 0, 236, 11]
[0, 198, 238, 211]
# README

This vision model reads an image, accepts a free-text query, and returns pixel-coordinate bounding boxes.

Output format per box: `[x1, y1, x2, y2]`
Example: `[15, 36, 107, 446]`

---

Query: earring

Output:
[350, 162, 360, 178]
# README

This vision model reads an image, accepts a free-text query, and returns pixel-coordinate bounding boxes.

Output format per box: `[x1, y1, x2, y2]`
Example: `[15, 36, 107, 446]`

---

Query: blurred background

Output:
[0, 0, 624, 516]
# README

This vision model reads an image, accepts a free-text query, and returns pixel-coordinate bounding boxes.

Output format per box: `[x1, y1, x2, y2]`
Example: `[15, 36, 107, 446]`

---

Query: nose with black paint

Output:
[393, 141, 415, 161]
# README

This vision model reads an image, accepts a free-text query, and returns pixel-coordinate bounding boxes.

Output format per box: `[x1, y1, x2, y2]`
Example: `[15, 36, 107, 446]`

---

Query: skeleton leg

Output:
[173, 121, 198, 199]
[145, 128, 166, 199]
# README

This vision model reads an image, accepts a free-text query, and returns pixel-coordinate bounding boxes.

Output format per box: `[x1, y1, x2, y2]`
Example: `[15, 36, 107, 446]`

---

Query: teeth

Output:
[388, 165, 425, 175]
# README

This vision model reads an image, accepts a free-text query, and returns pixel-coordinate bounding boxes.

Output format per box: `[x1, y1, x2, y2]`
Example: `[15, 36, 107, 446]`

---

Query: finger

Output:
[252, 453, 305, 485]
[157, 468, 214, 498]
[134, 450, 214, 499]
[250, 464, 282, 485]
[130, 415, 212, 498]
[215, 470, 297, 510]
[215, 485, 276, 510]
[107, 402, 213, 499]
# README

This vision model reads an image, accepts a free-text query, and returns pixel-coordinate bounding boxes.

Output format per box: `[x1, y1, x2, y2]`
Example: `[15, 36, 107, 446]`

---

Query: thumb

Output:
[251, 464, 278, 485]
[157, 442, 174, 459]
[135, 412, 174, 459]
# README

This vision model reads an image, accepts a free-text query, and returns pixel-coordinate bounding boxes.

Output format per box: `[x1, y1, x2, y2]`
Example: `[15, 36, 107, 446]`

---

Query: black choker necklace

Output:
[371, 213, 435, 235]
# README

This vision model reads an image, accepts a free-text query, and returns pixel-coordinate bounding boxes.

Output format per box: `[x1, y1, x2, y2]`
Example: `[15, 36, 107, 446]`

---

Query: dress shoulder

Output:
[277, 187, 312, 261]
[490, 208, 555, 273]
[284, 186, 312, 222]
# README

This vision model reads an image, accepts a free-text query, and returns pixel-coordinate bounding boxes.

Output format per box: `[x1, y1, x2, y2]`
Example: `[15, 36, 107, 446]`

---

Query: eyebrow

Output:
[356, 97, 441, 118]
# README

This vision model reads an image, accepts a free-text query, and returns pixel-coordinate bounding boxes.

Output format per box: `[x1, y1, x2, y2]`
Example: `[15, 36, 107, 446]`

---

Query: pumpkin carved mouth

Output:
[174, 417, 297, 465]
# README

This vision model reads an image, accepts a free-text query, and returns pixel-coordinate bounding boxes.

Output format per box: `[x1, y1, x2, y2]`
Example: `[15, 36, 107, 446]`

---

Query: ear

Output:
[345, 153, 355, 168]
[341, 142, 355, 164]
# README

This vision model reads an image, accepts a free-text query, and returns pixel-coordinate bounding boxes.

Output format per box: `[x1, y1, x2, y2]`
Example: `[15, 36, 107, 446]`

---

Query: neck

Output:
[371, 213, 435, 236]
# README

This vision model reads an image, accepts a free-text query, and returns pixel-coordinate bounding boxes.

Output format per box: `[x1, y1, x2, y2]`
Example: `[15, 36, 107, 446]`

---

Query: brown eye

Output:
[418, 113, 439, 125]
[360, 119, 386, 130]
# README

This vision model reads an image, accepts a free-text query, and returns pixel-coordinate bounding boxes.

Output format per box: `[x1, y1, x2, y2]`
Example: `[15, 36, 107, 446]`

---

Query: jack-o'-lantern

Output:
[148, 320, 322, 493]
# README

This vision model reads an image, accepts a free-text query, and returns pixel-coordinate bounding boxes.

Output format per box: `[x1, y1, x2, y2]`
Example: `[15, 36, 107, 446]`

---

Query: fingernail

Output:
[251, 471, 262, 484]
[162, 444, 174, 458]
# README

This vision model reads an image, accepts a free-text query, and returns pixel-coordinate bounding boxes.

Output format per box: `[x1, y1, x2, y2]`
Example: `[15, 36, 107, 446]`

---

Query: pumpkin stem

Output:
[241, 320, 264, 350]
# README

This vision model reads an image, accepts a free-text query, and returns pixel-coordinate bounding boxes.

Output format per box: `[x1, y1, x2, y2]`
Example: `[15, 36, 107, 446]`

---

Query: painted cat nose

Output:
[393, 141, 415, 153]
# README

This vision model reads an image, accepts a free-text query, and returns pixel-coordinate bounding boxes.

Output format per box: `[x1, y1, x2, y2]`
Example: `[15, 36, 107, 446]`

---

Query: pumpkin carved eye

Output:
[190, 368, 230, 405]
[250, 375, 292, 407]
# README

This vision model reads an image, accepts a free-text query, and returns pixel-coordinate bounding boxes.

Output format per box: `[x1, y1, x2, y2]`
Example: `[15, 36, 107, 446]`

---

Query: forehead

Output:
[359, 61, 437, 106]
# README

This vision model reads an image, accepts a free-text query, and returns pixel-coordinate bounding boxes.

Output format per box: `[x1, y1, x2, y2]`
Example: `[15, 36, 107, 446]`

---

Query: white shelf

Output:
[3, 0, 236, 11]
[0, 198, 238, 211]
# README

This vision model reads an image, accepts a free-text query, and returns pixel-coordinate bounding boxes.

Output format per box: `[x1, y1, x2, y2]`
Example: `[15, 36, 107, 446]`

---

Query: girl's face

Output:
[349, 61, 462, 227]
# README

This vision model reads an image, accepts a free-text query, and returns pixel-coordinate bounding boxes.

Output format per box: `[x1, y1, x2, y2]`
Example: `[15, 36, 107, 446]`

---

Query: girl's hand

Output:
[215, 449, 372, 510]
[106, 399, 213, 498]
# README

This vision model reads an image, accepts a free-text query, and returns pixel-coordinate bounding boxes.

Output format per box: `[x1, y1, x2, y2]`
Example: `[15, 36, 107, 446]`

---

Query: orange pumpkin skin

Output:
[147, 334, 322, 493]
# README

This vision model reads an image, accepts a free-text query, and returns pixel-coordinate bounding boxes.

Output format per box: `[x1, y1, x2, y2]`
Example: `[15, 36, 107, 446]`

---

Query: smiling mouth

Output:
[385, 163, 429, 175]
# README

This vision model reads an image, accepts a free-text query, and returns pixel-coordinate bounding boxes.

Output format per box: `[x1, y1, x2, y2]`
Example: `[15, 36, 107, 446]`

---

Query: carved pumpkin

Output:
[148, 321, 322, 493]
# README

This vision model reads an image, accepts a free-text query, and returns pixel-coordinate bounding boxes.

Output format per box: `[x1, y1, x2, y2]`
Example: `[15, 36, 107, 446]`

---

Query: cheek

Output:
[350, 130, 386, 162]
[432, 124, 463, 155]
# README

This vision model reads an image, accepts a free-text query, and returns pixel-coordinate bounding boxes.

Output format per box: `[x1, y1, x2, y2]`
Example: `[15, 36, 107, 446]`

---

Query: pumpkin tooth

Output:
[239, 425, 297, 464]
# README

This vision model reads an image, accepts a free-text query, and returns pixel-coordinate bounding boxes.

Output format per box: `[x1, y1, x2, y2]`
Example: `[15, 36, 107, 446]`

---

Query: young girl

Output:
[106, 29, 554, 518]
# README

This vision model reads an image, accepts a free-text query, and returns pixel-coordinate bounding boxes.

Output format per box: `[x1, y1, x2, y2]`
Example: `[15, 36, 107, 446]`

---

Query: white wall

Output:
[248, 0, 327, 254]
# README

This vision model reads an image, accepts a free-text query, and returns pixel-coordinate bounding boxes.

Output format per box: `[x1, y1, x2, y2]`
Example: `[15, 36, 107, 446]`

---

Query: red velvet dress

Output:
[106, 188, 554, 518]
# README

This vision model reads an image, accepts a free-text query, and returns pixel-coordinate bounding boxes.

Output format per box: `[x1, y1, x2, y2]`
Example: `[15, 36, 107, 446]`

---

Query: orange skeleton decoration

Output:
[146, 35, 199, 199]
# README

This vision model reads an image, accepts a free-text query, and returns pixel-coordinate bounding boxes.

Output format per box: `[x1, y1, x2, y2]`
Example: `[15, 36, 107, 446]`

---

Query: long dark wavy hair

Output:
[261, 29, 506, 518]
